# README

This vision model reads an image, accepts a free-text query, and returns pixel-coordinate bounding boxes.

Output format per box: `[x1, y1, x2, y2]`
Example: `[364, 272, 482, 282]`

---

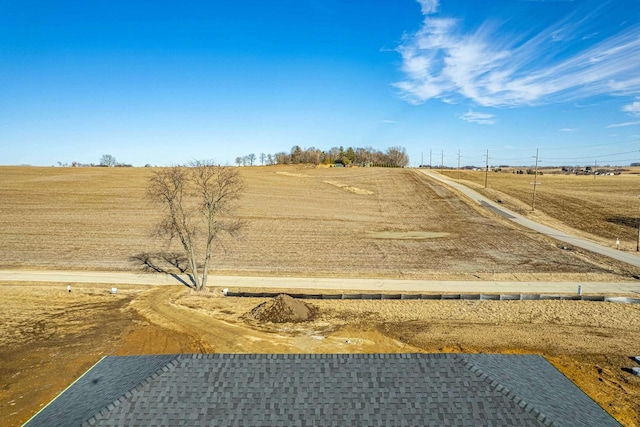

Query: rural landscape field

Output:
[440, 168, 640, 251]
[1, 165, 640, 426]
[2, 165, 638, 279]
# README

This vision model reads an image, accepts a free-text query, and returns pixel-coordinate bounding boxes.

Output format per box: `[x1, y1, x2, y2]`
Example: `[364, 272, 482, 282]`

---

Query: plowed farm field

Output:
[0, 165, 636, 280]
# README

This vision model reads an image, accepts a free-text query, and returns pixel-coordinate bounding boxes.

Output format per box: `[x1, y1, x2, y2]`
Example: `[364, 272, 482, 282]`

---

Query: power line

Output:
[456, 150, 639, 164]
[542, 150, 639, 161]
[541, 137, 640, 151]
[425, 145, 640, 168]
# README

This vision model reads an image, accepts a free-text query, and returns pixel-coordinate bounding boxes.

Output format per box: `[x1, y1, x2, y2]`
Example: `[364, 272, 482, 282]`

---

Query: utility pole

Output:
[421, 152, 424, 167]
[484, 149, 489, 189]
[457, 149, 461, 180]
[429, 149, 432, 169]
[532, 148, 539, 211]
[594, 159, 597, 181]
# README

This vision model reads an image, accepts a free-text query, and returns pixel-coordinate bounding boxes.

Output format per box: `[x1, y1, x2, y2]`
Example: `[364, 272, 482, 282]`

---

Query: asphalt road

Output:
[419, 170, 640, 269]
[1, 270, 639, 295]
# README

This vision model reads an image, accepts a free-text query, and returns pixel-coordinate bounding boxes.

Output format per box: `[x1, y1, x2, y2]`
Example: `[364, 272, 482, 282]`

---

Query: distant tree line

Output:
[56, 154, 132, 168]
[236, 146, 409, 168]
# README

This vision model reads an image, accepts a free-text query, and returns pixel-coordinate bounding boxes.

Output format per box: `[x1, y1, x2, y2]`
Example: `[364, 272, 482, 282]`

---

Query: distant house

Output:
[24, 353, 620, 426]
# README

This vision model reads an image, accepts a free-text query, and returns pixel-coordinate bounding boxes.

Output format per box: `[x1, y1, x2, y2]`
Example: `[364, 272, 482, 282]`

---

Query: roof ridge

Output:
[455, 354, 556, 427]
[178, 353, 452, 359]
[80, 355, 182, 427]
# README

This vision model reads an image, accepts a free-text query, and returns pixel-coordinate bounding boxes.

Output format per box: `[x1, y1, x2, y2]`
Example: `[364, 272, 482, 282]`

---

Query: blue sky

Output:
[1, 0, 639, 167]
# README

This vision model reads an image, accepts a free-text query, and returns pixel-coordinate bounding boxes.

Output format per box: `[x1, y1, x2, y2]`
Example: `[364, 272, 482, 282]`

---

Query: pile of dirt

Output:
[249, 294, 317, 323]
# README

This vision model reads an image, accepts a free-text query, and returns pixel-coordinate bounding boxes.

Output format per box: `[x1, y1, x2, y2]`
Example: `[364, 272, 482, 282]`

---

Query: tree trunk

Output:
[188, 244, 201, 290]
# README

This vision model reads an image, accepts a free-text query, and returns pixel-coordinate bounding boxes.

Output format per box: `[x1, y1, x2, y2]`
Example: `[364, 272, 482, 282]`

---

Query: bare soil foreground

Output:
[1, 283, 640, 427]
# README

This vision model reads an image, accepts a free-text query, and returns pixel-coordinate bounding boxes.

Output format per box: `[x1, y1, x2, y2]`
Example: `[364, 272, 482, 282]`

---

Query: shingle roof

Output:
[24, 355, 179, 427]
[24, 353, 620, 427]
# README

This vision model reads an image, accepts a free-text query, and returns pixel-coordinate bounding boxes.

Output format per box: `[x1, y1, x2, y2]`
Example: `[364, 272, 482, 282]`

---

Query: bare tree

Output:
[247, 153, 256, 166]
[139, 161, 244, 291]
[274, 152, 289, 164]
[386, 146, 409, 167]
[100, 154, 117, 167]
[259, 152, 266, 166]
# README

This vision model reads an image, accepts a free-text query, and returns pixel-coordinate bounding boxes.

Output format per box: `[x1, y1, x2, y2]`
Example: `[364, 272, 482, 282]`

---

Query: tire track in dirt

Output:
[129, 286, 419, 354]
[132, 286, 280, 353]
[131, 286, 294, 353]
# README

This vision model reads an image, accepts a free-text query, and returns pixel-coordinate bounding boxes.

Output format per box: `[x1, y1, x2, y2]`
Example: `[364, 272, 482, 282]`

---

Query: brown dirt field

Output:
[1, 165, 638, 280]
[2, 283, 640, 426]
[439, 168, 640, 252]
[2, 166, 640, 426]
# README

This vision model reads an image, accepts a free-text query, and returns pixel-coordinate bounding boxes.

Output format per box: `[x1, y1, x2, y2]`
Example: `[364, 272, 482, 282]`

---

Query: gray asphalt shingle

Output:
[460, 354, 619, 427]
[24, 355, 179, 427]
[24, 353, 620, 427]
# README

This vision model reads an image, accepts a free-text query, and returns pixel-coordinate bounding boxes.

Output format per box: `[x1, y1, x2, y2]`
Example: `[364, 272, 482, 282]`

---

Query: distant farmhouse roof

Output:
[25, 353, 619, 427]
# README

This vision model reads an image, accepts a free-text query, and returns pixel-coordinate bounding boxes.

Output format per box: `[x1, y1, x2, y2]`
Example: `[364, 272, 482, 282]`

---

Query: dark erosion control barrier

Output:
[225, 292, 640, 305]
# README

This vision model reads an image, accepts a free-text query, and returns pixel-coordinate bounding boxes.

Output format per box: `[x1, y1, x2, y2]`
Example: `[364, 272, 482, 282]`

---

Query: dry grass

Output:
[1, 165, 637, 280]
[439, 168, 640, 250]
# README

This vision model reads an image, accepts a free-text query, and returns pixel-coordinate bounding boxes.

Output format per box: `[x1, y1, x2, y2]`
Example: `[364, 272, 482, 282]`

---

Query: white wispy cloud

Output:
[394, 1, 640, 107]
[606, 120, 640, 128]
[382, 119, 397, 124]
[622, 100, 640, 116]
[559, 128, 576, 132]
[581, 32, 599, 40]
[608, 98, 640, 127]
[459, 110, 495, 125]
[417, 0, 439, 14]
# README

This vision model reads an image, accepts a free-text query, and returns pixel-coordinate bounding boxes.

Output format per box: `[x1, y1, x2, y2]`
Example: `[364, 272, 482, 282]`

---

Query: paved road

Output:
[419, 170, 640, 269]
[1, 270, 639, 295]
